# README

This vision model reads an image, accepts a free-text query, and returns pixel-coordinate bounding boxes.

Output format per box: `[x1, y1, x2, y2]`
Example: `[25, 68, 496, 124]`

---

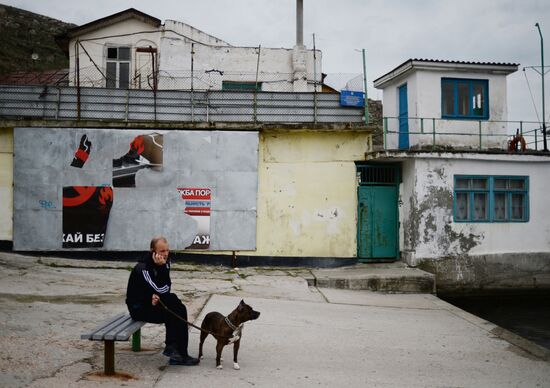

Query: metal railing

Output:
[382, 116, 548, 151]
[0, 85, 366, 124]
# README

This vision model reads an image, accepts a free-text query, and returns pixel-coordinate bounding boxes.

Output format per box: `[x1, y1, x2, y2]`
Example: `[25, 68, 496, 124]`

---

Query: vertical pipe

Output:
[535, 23, 548, 151]
[362, 49, 369, 124]
[191, 43, 195, 122]
[254, 45, 261, 123]
[75, 40, 81, 120]
[432, 118, 436, 149]
[313, 33, 317, 123]
[383, 117, 388, 150]
[296, 0, 303, 46]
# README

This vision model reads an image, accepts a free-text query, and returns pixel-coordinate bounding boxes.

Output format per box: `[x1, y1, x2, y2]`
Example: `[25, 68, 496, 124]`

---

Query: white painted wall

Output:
[399, 154, 550, 265]
[380, 68, 510, 150]
[69, 17, 322, 92]
[70, 19, 161, 88]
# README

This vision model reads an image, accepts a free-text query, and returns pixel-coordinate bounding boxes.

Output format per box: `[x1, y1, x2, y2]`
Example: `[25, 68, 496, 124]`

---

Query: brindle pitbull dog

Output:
[198, 300, 260, 370]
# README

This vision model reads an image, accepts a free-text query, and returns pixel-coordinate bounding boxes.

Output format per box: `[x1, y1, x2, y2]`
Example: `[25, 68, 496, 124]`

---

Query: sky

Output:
[2, 0, 550, 123]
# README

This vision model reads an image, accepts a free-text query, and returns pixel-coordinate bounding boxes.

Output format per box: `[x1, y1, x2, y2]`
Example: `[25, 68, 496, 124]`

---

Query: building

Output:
[1, 5, 375, 268]
[371, 59, 550, 292]
[56, 8, 322, 92]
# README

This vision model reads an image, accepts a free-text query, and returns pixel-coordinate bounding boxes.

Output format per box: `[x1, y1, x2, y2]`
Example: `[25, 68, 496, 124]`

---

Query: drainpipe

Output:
[535, 23, 548, 152]
[362, 49, 369, 125]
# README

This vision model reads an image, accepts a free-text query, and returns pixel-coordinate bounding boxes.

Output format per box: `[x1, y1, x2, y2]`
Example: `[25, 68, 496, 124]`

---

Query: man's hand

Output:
[152, 251, 168, 266]
[152, 294, 160, 306]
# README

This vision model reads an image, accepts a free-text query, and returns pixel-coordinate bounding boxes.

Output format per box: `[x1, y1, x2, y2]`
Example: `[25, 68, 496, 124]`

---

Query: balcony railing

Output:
[382, 116, 548, 152]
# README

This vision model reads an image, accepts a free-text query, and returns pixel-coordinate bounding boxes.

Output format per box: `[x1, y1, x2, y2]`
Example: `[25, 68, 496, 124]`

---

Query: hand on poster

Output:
[71, 134, 92, 168]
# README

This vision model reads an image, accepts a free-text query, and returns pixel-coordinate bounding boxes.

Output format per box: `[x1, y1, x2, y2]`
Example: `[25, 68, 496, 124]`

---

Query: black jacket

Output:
[126, 253, 172, 310]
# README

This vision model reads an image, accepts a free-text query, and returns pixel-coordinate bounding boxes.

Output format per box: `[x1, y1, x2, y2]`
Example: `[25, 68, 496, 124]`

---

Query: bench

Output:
[81, 312, 146, 375]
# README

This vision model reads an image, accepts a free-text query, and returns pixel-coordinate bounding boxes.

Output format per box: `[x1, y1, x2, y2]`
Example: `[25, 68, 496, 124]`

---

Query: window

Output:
[106, 46, 131, 89]
[441, 78, 488, 120]
[222, 81, 262, 91]
[454, 176, 529, 222]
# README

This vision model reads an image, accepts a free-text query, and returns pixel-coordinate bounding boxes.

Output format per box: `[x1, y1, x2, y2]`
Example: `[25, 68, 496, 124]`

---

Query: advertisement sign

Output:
[340, 90, 365, 107]
[178, 188, 211, 249]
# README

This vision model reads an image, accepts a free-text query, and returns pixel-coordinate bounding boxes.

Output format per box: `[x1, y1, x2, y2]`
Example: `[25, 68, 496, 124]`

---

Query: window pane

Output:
[472, 178, 487, 189]
[119, 47, 131, 60]
[473, 193, 488, 220]
[119, 63, 130, 89]
[106, 62, 116, 88]
[472, 83, 485, 116]
[494, 179, 507, 189]
[509, 179, 525, 190]
[107, 47, 118, 59]
[457, 82, 470, 116]
[455, 178, 470, 189]
[455, 193, 469, 220]
[494, 193, 507, 220]
[511, 193, 525, 220]
[442, 82, 454, 116]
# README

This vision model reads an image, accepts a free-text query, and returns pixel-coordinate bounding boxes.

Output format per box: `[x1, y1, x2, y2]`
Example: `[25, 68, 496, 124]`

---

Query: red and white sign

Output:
[177, 188, 211, 249]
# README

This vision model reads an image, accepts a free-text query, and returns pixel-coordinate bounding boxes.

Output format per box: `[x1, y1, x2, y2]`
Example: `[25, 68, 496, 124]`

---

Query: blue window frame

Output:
[442, 78, 489, 120]
[454, 176, 529, 222]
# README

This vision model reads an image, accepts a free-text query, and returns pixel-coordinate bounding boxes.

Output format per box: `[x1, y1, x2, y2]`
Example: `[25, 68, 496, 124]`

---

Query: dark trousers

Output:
[128, 293, 189, 356]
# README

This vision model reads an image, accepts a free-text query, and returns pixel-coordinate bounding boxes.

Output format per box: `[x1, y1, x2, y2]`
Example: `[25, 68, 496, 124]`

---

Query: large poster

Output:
[13, 128, 259, 251]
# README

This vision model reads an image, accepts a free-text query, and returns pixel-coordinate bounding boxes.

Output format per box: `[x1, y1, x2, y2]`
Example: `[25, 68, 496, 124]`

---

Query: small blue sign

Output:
[340, 90, 365, 107]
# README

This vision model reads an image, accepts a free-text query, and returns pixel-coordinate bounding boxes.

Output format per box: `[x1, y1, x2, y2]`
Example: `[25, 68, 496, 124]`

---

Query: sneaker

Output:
[168, 355, 200, 366]
[162, 344, 183, 360]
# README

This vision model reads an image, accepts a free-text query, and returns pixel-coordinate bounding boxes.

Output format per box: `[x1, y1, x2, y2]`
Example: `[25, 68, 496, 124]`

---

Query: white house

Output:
[369, 59, 550, 292]
[57, 8, 322, 92]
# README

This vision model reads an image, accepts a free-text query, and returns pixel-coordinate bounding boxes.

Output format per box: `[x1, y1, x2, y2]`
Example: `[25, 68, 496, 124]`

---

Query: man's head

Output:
[150, 236, 169, 265]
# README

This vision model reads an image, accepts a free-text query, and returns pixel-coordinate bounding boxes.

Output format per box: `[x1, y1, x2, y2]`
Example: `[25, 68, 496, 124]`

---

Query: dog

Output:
[198, 299, 260, 370]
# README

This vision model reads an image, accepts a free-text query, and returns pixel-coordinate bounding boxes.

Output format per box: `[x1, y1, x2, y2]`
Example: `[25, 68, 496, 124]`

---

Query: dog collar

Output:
[224, 316, 238, 331]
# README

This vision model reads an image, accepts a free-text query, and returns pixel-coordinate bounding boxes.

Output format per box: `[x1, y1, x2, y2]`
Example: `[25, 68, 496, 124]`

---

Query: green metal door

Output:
[356, 164, 399, 261]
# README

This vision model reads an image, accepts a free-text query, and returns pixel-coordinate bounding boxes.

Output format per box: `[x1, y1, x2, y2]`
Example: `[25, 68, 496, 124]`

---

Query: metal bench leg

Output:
[132, 329, 141, 352]
[104, 340, 115, 375]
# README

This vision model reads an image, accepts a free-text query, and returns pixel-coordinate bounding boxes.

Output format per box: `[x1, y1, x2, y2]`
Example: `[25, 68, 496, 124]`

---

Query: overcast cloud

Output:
[2, 0, 550, 122]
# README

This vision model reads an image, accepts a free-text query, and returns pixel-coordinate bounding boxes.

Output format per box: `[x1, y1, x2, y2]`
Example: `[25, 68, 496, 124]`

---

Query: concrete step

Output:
[306, 263, 435, 294]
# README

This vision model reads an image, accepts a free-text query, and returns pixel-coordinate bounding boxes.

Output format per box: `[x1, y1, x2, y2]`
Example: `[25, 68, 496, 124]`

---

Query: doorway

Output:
[356, 164, 399, 262]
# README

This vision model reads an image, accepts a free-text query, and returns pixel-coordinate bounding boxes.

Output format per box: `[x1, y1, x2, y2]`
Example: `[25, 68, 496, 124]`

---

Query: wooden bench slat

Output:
[81, 312, 127, 340]
[104, 319, 146, 340]
[91, 315, 132, 340]
[114, 320, 146, 341]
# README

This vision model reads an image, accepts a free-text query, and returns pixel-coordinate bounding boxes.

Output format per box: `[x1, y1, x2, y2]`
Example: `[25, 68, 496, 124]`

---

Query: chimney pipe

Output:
[296, 0, 303, 46]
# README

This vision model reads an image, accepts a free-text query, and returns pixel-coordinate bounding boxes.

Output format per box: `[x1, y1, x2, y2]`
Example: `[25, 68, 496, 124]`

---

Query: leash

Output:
[157, 298, 234, 340]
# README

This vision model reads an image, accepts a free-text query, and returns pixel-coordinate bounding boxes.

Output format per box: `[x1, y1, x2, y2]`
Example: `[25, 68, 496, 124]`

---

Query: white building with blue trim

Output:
[369, 59, 550, 292]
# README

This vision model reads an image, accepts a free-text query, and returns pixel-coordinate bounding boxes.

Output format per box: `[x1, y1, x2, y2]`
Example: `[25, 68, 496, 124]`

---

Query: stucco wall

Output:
[0, 127, 13, 241]
[399, 154, 550, 291]
[402, 154, 550, 261]
[251, 130, 371, 258]
[13, 127, 258, 251]
[381, 69, 510, 150]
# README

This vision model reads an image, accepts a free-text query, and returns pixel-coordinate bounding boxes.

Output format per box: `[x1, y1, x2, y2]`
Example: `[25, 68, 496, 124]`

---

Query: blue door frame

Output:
[398, 84, 409, 149]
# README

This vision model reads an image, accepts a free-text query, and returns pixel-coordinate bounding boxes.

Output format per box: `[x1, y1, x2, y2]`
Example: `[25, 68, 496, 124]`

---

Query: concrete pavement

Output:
[0, 252, 549, 387]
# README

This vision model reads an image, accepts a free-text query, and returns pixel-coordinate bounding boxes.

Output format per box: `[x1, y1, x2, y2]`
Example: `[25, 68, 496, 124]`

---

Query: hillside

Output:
[0, 4, 75, 75]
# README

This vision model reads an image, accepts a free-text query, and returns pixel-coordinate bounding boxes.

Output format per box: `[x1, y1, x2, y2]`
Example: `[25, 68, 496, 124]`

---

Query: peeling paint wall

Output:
[0, 127, 13, 240]
[252, 131, 371, 258]
[399, 154, 550, 290]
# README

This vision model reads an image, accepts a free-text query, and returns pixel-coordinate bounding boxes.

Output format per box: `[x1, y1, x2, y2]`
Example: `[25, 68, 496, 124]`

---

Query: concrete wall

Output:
[13, 127, 258, 251]
[381, 69, 509, 149]
[0, 127, 13, 240]
[252, 130, 371, 258]
[398, 153, 550, 291]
